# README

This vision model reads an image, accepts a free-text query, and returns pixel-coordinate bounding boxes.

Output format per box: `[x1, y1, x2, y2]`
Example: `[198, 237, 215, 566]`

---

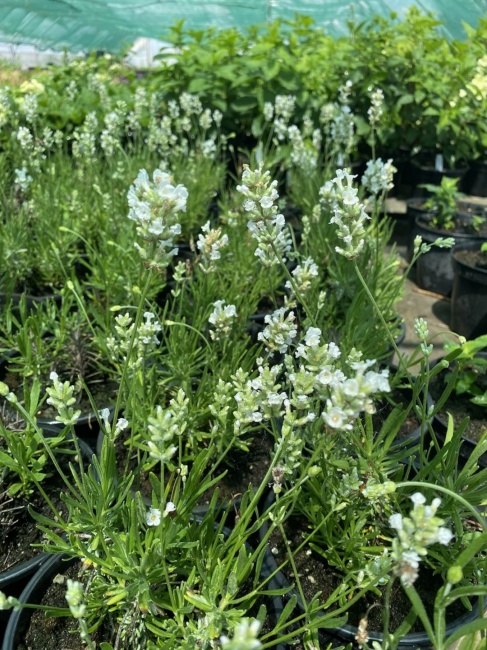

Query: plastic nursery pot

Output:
[450, 242, 487, 340]
[0, 291, 62, 313]
[461, 159, 487, 197]
[259, 492, 483, 650]
[429, 355, 487, 469]
[0, 430, 94, 591]
[2, 553, 77, 650]
[407, 161, 469, 199]
[384, 320, 407, 366]
[3, 534, 286, 650]
[414, 216, 487, 297]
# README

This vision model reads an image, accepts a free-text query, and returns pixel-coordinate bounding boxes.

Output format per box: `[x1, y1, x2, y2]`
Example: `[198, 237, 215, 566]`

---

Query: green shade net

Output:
[0, 1, 486, 53]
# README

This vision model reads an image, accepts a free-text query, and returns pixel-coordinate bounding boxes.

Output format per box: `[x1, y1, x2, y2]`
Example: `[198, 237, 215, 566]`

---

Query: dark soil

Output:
[0, 444, 88, 573]
[267, 514, 468, 645]
[16, 561, 279, 650]
[417, 215, 487, 238]
[111, 427, 275, 509]
[371, 386, 425, 441]
[454, 249, 487, 271]
[196, 433, 275, 510]
[17, 562, 114, 650]
[2, 366, 118, 423]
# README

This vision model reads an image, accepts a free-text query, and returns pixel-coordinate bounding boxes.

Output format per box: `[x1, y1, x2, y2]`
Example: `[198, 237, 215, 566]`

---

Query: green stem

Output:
[112, 271, 154, 427]
[381, 576, 395, 648]
[353, 261, 412, 378]
[270, 240, 318, 329]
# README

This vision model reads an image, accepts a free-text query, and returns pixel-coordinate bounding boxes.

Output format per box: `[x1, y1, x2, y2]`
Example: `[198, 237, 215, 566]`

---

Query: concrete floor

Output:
[392, 255, 455, 371]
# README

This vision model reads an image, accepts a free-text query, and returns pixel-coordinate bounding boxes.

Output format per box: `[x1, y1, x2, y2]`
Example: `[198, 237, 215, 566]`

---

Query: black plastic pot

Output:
[260, 492, 483, 649]
[461, 159, 487, 197]
[384, 320, 407, 366]
[405, 199, 435, 263]
[386, 368, 435, 451]
[450, 242, 487, 339]
[2, 553, 77, 650]
[0, 291, 62, 311]
[408, 161, 469, 199]
[414, 217, 487, 297]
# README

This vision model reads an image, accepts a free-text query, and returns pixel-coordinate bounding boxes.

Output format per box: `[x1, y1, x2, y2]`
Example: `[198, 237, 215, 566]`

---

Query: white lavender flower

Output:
[46, 373, 81, 426]
[106, 311, 161, 371]
[287, 125, 318, 171]
[209, 300, 237, 341]
[390, 493, 454, 587]
[65, 580, 86, 619]
[220, 619, 262, 650]
[329, 169, 370, 259]
[361, 158, 396, 196]
[330, 105, 355, 157]
[127, 168, 188, 270]
[285, 257, 319, 297]
[179, 92, 203, 116]
[197, 221, 229, 272]
[17, 126, 33, 150]
[236, 164, 291, 266]
[368, 86, 385, 127]
[146, 397, 186, 465]
[14, 167, 32, 192]
[201, 138, 217, 159]
[22, 93, 39, 124]
[199, 108, 213, 130]
[258, 308, 297, 355]
[275, 94, 296, 120]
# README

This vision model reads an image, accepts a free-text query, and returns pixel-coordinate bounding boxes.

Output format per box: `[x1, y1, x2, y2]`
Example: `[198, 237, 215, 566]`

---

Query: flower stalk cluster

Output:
[106, 311, 161, 371]
[127, 168, 188, 270]
[329, 169, 370, 259]
[196, 220, 229, 273]
[208, 300, 237, 341]
[236, 163, 291, 267]
[389, 493, 454, 587]
[46, 372, 81, 426]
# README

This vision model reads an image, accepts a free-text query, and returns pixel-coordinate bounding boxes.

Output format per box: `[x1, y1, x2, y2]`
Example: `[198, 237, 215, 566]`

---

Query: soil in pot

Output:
[12, 552, 284, 650]
[15, 560, 111, 650]
[454, 248, 487, 271]
[371, 387, 428, 444]
[460, 160, 487, 197]
[1, 362, 118, 428]
[414, 216, 487, 297]
[108, 426, 275, 511]
[408, 162, 468, 199]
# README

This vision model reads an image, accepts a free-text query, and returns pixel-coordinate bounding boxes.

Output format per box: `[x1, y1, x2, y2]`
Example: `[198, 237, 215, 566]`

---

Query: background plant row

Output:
[2, 7, 487, 167]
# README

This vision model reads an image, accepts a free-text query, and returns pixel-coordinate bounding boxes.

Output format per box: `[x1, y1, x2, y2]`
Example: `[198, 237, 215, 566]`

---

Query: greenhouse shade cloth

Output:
[0, 0, 486, 54]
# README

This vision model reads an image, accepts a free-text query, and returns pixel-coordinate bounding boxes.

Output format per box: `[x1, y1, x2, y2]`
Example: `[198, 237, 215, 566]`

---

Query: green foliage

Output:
[443, 335, 487, 408]
[422, 176, 463, 231]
